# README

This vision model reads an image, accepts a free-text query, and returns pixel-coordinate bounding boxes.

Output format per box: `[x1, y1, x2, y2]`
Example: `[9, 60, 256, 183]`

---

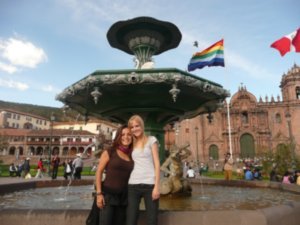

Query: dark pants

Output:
[99, 203, 127, 225]
[64, 172, 72, 180]
[52, 166, 59, 179]
[9, 171, 17, 177]
[74, 167, 82, 179]
[126, 184, 159, 225]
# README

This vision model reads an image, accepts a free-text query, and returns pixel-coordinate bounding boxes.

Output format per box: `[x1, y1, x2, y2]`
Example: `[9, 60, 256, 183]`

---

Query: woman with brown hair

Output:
[93, 125, 134, 225]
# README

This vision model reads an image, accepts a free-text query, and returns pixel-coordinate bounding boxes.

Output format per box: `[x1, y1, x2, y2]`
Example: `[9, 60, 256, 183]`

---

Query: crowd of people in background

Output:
[6, 150, 300, 188]
[7, 153, 84, 180]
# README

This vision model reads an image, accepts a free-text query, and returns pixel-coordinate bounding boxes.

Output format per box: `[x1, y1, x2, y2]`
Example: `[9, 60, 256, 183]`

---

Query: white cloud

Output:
[0, 62, 18, 74]
[0, 78, 29, 91]
[0, 37, 47, 73]
[41, 85, 54, 92]
[40, 84, 61, 93]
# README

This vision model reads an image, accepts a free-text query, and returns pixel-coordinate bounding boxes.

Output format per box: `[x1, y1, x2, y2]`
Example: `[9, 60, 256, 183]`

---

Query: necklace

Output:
[118, 145, 131, 155]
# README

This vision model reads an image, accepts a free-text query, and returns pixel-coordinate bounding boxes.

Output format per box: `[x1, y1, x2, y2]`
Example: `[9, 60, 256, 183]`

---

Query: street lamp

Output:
[48, 113, 55, 176]
[285, 112, 296, 170]
[195, 126, 199, 167]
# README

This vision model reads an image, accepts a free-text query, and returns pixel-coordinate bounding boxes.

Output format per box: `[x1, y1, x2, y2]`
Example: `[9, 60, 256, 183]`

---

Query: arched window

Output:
[275, 113, 281, 123]
[296, 86, 300, 99]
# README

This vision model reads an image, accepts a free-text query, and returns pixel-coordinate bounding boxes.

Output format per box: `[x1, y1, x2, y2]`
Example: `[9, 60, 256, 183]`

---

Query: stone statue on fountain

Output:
[160, 144, 192, 195]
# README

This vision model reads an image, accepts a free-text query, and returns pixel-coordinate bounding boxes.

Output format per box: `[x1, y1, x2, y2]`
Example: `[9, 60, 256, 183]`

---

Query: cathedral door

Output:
[209, 144, 219, 160]
[240, 133, 255, 158]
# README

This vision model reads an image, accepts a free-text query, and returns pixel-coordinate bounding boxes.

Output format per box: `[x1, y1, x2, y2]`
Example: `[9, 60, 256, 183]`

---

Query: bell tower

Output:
[280, 63, 300, 102]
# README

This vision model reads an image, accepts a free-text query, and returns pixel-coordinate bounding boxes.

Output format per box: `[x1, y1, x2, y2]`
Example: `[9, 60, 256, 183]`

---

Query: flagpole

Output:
[222, 38, 233, 159]
[226, 99, 233, 158]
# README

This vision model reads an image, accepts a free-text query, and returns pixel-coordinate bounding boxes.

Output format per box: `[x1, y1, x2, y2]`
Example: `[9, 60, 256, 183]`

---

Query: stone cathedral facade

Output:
[170, 64, 300, 162]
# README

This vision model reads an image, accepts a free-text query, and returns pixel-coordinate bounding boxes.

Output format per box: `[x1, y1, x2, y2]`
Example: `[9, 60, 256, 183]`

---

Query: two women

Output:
[93, 115, 160, 225]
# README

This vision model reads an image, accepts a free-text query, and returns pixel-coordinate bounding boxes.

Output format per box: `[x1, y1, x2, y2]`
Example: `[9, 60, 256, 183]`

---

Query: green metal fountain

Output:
[56, 17, 229, 160]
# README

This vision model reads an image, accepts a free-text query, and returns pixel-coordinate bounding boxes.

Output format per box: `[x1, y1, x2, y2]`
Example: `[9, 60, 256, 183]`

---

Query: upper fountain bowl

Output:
[107, 16, 182, 56]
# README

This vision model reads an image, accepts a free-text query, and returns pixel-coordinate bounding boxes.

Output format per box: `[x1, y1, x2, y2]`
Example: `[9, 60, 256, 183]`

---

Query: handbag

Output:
[86, 197, 99, 225]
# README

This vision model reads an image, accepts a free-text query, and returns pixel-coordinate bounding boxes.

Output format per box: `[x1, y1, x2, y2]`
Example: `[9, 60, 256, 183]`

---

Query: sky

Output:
[0, 0, 299, 108]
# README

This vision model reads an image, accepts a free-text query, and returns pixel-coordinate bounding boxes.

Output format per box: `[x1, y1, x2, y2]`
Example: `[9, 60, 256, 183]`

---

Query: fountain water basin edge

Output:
[1, 178, 300, 225]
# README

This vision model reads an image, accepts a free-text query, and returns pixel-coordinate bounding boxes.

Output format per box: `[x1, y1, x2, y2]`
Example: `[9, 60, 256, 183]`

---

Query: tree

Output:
[259, 143, 300, 180]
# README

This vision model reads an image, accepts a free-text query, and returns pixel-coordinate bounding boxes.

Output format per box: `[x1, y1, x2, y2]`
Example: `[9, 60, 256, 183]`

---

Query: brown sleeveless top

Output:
[102, 148, 134, 194]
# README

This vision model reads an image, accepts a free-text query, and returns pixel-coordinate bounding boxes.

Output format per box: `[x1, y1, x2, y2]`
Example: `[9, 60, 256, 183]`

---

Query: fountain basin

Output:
[0, 178, 300, 225]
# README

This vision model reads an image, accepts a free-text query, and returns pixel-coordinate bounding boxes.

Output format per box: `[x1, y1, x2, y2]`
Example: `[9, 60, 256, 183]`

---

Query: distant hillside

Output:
[0, 100, 81, 122]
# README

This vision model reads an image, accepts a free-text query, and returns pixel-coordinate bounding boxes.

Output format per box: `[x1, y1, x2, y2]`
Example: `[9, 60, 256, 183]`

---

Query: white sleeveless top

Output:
[128, 136, 158, 185]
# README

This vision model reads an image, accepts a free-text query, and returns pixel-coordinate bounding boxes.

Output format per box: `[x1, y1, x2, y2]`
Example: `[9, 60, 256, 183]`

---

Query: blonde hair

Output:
[128, 114, 147, 149]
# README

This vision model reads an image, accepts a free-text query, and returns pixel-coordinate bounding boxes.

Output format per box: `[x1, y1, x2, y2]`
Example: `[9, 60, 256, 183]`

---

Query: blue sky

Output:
[0, 0, 299, 107]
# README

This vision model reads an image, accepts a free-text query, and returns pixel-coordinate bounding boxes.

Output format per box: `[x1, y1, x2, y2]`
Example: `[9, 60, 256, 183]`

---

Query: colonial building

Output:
[0, 109, 50, 130]
[173, 64, 300, 163]
[0, 117, 118, 164]
[53, 119, 118, 140]
[0, 128, 96, 164]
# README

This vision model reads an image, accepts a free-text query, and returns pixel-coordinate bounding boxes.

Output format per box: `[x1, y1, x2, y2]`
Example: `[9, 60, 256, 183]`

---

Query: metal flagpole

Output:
[226, 99, 233, 157]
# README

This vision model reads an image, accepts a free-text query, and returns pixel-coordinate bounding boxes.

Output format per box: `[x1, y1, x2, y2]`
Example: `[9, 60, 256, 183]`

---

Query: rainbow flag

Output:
[188, 39, 225, 72]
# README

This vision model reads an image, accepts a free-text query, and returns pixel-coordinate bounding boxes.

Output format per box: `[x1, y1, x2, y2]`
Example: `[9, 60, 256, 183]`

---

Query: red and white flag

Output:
[271, 28, 300, 56]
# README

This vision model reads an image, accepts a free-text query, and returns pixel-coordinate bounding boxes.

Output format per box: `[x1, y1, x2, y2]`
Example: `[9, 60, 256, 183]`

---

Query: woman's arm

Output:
[151, 142, 160, 200]
[95, 150, 109, 208]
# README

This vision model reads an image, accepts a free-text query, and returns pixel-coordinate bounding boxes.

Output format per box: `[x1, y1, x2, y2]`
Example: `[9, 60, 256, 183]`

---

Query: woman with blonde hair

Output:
[126, 115, 160, 225]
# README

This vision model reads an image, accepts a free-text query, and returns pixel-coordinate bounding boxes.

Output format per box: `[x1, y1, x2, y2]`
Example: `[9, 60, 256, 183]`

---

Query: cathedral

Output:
[171, 64, 300, 162]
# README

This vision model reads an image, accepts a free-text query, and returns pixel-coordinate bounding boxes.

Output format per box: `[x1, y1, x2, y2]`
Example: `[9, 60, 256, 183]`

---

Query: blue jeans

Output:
[126, 184, 159, 225]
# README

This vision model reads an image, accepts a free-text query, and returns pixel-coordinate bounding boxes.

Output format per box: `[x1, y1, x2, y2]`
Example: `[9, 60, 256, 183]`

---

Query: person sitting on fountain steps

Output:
[87, 125, 134, 225]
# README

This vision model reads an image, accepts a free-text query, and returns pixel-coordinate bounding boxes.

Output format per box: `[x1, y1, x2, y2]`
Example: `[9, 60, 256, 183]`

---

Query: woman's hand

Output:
[152, 186, 160, 200]
[96, 194, 105, 208]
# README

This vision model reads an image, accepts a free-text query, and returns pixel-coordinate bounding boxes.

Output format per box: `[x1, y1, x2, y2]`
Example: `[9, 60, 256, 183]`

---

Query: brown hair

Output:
[112, 124, 133, 150]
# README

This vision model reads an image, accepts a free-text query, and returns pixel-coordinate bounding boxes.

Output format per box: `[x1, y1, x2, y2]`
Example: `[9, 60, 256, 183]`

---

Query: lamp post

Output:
[285, 112, 296, 170]
[48, 113, 55, 176]
[195, 126, 199, 167]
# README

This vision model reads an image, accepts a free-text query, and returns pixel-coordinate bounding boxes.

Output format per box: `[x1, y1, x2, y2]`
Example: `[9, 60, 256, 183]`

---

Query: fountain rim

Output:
[57, 67, 228, 94]
[1, 178, 300, 196]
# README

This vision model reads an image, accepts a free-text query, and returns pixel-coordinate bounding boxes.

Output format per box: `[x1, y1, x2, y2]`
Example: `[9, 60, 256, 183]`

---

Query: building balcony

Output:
[62, 141, 93, 146]
[26, 141, 61, 145]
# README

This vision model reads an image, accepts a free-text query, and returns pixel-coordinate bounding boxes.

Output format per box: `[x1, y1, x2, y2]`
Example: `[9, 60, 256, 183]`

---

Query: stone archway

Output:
[9, 146, 16, 155]
[70, 147, 77, 156]
[36, 146, 43, 156]
[62, 147, 69, 156]
[240, 133, 255, 158]
[209, 144, 219, 160]
[17, 147, 24, 157]
[53, 147, 60, 155]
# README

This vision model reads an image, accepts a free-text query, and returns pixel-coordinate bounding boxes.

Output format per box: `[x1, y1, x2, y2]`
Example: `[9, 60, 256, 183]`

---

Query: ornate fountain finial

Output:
[107, 17, 182, 69]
